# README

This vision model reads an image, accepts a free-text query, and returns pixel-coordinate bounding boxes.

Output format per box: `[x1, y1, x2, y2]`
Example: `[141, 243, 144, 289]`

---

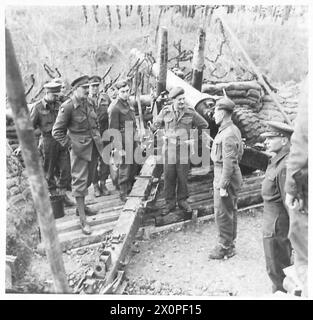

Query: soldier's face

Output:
[90, 84, 99, 96]
[76, 85, 89, 99]
[45, 91, 58, 102]
[214, 108, 224, 125]
[60, 83, 67, 96]
[107, 86, 117, 99]
[174, 94, 185, 110]
[265, 136, 285, 153]
[118, 85, 130, 101]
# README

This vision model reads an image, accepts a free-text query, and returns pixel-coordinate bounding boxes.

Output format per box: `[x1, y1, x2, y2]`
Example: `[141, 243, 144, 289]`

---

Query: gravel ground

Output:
[14, 207, 272, 296]
[124, 207, 272, 297]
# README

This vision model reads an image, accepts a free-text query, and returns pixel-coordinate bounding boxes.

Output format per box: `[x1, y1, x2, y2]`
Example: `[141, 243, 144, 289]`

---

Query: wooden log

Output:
[156, 27, 168, 97]
[5, 27, 70, 293]
[99, 155, 163, 293]
[191, 28, 206, 91]
[216, 11, 292, 125]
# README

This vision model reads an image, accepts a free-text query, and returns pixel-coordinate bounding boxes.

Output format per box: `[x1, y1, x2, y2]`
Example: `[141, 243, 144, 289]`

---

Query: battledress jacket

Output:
[52, 95, 102, 162]
[211, 120, 244, 190]
[152, 104, 208, 163]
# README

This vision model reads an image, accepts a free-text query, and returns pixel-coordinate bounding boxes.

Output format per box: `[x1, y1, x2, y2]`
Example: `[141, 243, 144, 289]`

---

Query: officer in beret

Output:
[88, 75, 111, 197]
[261, 121, 294, 293]
[151, 86, 208, 214]
[108, 79, 138, 202]
[53, 75, 103, 235]
[209, 97, 244, 260]
[30, 81, 73, 206]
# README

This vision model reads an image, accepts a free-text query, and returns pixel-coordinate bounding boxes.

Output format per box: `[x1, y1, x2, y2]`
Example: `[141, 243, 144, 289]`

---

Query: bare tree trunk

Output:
[5, 27, 70, 293]
[191, 28, 206, 91]
[156, 27, 168, 98]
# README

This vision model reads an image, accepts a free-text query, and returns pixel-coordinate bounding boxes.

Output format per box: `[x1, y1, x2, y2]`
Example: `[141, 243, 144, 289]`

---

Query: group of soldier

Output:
[26, 72, 308, 296]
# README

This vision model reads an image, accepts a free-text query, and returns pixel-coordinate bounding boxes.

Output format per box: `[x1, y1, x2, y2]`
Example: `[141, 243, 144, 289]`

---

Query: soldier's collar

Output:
[218, 120, 233, 132]
[270, 146, 290, 165]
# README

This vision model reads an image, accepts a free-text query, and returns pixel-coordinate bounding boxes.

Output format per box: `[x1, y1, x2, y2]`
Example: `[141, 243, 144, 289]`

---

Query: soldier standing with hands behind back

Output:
[209, 97, 244, 260]
[30, 81, 72, 205]
[53, 75, 103, 235]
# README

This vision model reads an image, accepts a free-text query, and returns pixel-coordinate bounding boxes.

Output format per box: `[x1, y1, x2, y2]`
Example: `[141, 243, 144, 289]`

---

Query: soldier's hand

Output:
[220, 188, 228, 197]
[285, 193, 299, 210]
[285, 193, 302, 210]
[13, 146, 22, 156]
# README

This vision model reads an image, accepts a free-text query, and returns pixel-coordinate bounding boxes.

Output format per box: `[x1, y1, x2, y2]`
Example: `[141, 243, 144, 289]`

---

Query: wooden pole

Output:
[216, 12, 292, 125]
[191, 27, 206, 91]
[5, 27, 70, 293]
[156, 26, 168, 97]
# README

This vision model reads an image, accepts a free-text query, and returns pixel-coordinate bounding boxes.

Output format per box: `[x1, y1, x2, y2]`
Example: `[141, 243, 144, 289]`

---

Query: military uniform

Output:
[153, 87, 208, 211]
[211, 120, 243, 247]
[261, 121, 293, 293]
[52, 95, 102, 197]
[30, 86, 71, 194]
[89, 91, 111, 193]
[108, 97, 138, 197]
[209, 98, 244, 259]
[285, 76, 308, 296]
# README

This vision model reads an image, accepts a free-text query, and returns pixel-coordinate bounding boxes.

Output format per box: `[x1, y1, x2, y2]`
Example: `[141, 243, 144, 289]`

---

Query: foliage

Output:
[5, 5, 308, 97]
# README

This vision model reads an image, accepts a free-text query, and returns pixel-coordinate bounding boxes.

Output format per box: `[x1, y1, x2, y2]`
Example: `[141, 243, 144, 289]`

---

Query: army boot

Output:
[162, 201, 176, 216]
[178, 200, 192, 213]
[76, 197, 92, 235]
[119, 183, 128, 203]
[76, 205, 97, 216]
[99, 181, 111, 196]
[59, 189, 75, 207]
[93, 183, 102, 198]
[208, 244, 235, 260]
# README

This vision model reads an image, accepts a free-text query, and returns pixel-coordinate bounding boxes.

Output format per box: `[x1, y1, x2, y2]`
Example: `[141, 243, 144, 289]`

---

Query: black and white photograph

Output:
[3, 1, 310, 300]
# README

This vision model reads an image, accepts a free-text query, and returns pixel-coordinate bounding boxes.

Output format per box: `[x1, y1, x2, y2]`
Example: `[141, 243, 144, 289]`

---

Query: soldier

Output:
[209, 97, 244, 260]
[30, 82, 73, 206]
[151, 87, 208, 215]
[51, 77, 73, 201]
[260, 121, 294, 293]
[88, 75, 111, 197]
[108, 80, 137, 202]
[285, 75, 308, 296]
[53, 75, 103, 235]
[52, 77, 69, 103]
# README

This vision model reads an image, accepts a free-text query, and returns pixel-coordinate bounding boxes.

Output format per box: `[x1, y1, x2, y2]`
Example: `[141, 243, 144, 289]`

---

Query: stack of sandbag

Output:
[258, 81, 300, 125]
[201, 80, 263, 112]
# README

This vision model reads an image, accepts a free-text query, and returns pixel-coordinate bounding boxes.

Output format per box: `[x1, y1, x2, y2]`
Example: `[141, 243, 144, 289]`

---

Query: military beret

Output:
[44, 82, 61, 93]
[115, 80, 129, 90]
[89, 75, 101, 86]
[71, 75, 90, 88]
[261, 121, 294, 138]
[168, 86, 184, 99]
[215, 97, 235, 112]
